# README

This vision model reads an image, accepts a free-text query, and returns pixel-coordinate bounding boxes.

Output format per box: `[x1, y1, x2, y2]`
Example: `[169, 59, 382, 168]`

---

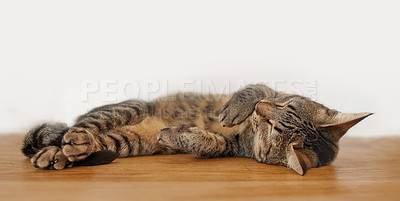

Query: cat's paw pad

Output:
[219, 100, 254, 127]
[31, 146, 70, 170]
[62, 128, 96, 162]
[157, 126, 191, 150]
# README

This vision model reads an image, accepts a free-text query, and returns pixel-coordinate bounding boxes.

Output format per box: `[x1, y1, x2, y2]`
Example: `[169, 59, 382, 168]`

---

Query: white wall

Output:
[0, 0, 399, 136]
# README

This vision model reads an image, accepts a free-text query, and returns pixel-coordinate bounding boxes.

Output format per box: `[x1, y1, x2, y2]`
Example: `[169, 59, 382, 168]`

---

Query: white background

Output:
[0, 0, 399, 136]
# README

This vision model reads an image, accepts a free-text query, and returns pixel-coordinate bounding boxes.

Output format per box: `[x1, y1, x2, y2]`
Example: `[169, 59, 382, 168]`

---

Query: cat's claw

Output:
[62, 128, 96, 162]
[31, 146, 70, 170]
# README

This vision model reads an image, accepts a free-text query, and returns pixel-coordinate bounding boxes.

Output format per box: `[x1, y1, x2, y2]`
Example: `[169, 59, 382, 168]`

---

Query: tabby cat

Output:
[21, 84, 372, 175]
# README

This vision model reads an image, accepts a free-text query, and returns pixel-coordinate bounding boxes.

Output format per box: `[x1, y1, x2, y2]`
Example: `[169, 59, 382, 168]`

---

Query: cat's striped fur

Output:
[22, 84, 371, 175]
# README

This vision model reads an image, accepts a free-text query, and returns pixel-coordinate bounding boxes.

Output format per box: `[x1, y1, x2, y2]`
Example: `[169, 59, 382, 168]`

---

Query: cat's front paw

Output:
[219, 99, 255, 127]
[157, 126, 191, 151]
[62, 128, 96, 162]
[31, 146, 71, 170]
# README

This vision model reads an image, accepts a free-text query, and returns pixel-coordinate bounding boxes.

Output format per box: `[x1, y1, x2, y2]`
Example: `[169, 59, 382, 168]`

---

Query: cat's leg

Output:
[219, 84, 276, 127]
[93, 123, 173, 158]
[157, 126, 238, 158]
[62, 100, 150, 162]
[28, 122, 168, 170]
[22, 122, 118, 170]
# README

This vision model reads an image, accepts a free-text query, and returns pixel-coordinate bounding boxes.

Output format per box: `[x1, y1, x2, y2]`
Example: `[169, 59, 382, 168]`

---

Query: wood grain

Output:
[0, 134, 399, 201]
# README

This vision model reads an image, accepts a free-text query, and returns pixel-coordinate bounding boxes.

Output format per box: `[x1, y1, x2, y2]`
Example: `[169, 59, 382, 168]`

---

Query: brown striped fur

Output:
[22, 84, 372, 175]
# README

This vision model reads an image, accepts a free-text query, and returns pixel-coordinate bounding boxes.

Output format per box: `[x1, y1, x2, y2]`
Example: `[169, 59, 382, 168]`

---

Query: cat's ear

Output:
[287, 141, 313, 176]
[319, 112, 373, 141]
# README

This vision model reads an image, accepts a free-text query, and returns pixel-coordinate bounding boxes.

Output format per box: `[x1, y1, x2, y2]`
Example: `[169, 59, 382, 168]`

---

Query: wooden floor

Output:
[0, 135, 399, 201]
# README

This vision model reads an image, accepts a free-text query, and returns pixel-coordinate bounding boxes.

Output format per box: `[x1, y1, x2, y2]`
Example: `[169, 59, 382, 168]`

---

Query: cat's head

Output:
[250, 94, 372, 175]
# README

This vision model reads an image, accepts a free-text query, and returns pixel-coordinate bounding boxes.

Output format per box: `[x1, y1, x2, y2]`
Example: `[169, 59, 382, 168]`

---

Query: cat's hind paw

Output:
[62, 128, 96, 162]
[31, 146, 71, 170]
